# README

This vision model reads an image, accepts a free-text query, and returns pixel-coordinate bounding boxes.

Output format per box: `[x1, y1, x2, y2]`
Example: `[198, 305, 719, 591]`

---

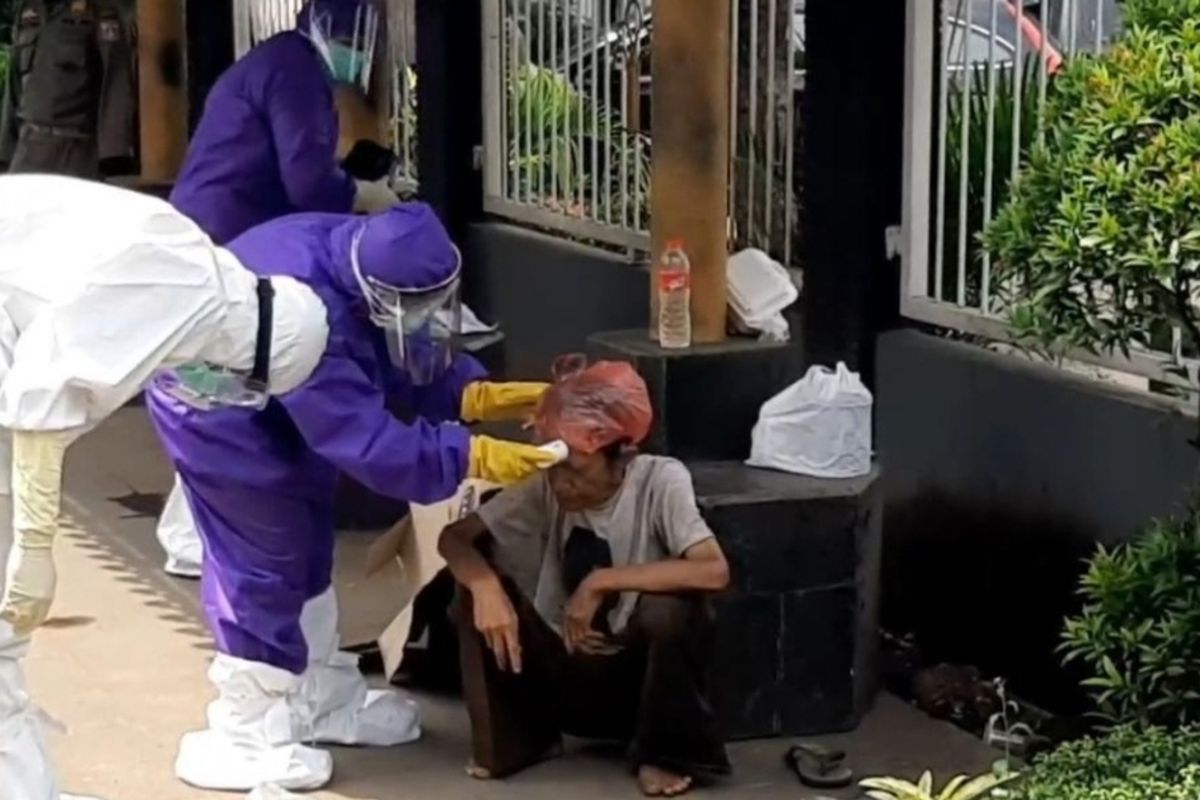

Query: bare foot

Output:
[466, 744, 563, 781]
[637, 765, 694, 797]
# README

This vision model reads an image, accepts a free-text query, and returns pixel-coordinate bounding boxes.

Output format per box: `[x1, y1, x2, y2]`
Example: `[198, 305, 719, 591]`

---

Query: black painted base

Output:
[587, 329, 804, 461]
[691, 462, 882, 739]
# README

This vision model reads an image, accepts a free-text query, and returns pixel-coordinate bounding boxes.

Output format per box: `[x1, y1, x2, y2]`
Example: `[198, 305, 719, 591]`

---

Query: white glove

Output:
[353, 179, 401, 214]
[2, 548, 54, 635]
[0, 429, 73, 635]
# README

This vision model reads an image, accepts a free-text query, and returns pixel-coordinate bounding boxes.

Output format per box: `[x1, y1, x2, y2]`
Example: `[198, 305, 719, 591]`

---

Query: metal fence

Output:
[231, 0, 419, 190]
[481, 0, 804, 266]
[899, 0, 1198, 392]
[481, 0, 652, 251]
[730, 0, 803, 272]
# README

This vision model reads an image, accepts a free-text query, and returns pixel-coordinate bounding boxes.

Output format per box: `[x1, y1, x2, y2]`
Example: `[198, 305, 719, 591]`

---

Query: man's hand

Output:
[563, 573, 607, 654]
[472, 580, 522, 674]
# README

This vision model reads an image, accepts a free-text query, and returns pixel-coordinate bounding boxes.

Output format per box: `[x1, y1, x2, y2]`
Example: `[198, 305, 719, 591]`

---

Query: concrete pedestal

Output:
[693, 463, 882, 739]
[587, 329, 803, 460]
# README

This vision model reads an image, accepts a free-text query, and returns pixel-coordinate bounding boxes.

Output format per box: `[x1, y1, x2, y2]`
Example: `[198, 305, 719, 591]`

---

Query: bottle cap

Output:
[664, 238, 684, 251]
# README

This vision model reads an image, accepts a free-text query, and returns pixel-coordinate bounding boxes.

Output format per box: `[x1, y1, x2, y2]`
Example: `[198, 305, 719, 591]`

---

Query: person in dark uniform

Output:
[0, 0, 136, 178]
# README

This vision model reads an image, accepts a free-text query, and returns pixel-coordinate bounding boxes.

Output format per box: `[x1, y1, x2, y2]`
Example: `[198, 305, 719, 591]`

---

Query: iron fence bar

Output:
[747, 0, 758, 244]
[980, 0, 1000, 311]
[524, 0, 534, 204]
[483, 0, 505, 198]
[603, 0, 614, 225]
[1010, 0, 1024, 186]
[783, 0, 796, 267]
[550, 0, 560, 205]
[1037, 3, 1049, 144]
[763, 0, 778, 249]
[537, 0, 546, 201]
[954, 0, 971, 306]
[933, 0, 951, 300]
[577, 1, 585, 216]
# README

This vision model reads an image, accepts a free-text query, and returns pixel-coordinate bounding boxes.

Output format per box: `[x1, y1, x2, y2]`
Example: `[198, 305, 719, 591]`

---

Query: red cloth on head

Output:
[532, 357, 653, 454]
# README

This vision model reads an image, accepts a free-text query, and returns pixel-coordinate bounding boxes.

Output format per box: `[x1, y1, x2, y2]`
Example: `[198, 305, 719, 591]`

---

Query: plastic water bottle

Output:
[658, 239, 692, 349]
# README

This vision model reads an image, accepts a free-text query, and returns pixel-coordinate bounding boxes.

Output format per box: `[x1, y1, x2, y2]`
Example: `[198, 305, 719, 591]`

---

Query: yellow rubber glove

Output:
[1, 429, 73, 635]
[468, 436, 562, 485]
[460, 381, 551, 424]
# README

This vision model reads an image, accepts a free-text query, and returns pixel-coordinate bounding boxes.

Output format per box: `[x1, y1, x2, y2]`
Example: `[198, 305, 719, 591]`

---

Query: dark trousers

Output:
[8, 126, 99, 178]
[456, 582, 731, 779]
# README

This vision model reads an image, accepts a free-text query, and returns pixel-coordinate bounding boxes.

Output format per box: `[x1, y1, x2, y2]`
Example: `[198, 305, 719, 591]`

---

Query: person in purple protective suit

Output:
[169, 0, 399, 248]
[146, 204, 560, 793]
[158, 0, 399, 578]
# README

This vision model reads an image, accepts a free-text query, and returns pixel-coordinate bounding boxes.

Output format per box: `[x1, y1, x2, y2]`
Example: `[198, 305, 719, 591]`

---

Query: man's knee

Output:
[632, 595, 705, 642]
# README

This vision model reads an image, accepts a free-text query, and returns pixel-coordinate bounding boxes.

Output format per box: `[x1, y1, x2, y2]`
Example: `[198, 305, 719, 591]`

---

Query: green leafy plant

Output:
[1060, 505, 1200, 727]
[983, 0, 1200, 362]
[507, 63, 650, 229]
[1013, 725, 1200, 800]
[861, 769, 1020, 800]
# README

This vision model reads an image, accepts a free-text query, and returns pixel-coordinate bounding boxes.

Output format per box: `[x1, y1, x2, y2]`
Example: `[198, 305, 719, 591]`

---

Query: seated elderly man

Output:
[438, 360, 732, 797]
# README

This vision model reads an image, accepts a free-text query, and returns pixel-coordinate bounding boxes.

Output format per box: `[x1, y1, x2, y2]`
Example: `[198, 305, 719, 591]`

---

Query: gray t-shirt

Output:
[477, 455, 716, 634]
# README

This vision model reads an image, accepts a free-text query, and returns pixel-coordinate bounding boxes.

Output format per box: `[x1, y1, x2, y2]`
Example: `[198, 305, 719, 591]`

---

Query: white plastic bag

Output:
[746, 362, 873, 478]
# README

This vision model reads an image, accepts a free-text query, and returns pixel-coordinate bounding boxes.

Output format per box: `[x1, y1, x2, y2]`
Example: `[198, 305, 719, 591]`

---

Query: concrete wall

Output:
[462, 222, 650, 379]
[875, 329, 1199, 709]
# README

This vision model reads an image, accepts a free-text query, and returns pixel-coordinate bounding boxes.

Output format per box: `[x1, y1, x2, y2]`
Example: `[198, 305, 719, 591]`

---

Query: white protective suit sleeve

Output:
[353, 179, 401, 214]
[0, 307, 15, 601]
[0, 176, 264, 432]
[0, 429, 80, 635]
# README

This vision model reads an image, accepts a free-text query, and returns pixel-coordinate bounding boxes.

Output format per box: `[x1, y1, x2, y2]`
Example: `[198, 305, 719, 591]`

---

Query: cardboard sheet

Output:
[368, 480, 494, 681]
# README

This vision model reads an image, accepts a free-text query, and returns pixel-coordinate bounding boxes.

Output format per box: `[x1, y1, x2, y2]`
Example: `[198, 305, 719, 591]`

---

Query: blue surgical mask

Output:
[327, 42, 366, 85]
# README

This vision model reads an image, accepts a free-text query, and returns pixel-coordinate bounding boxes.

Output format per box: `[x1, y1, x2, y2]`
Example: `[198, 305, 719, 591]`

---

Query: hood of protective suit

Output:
[296, 0, 377, 40]
[328, 203, 460, 298]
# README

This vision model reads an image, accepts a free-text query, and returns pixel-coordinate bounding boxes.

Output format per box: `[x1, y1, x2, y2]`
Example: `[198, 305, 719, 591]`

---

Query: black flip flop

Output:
[783, 743, 854, 789]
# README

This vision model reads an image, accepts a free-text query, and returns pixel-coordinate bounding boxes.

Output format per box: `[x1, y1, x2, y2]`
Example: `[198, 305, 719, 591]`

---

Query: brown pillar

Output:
[137, 0, 189, 184]
[334, 84, 388, 159]
[649, 0, 731, 344]
[335, 4, 392, 159]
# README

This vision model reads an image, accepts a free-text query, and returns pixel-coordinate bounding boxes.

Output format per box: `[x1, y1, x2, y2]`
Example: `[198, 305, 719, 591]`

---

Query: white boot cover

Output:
[175, 654, 333, 792]
[294, 589, 421, 747]
[0, 621, 58, 800]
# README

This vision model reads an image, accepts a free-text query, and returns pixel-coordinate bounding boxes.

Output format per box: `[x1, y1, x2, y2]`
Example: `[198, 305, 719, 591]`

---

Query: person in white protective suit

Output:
[0, 173, 331, 800]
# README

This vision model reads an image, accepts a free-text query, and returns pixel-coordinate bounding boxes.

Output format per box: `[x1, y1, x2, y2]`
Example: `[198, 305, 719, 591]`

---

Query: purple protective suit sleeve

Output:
[385, 353, 489, 424]
[280, 349, 472, 505]
[264, 64, 357, 214]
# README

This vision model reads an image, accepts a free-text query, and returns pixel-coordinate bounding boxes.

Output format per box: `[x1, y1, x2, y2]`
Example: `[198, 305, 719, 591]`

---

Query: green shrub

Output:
[1122, 0, 1200, 32]
[983, 0, 1200, 362]
[506, 64, 650, 229]
[1015, 726, 1200, 800]
[1060, 506, 1200, 727]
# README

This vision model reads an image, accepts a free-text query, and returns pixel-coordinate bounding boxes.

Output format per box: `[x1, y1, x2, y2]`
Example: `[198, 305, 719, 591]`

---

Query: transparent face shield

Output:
[387, 282, 462, 386]
[307, 2, 380, 91]
[350, 231, 464, 386]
